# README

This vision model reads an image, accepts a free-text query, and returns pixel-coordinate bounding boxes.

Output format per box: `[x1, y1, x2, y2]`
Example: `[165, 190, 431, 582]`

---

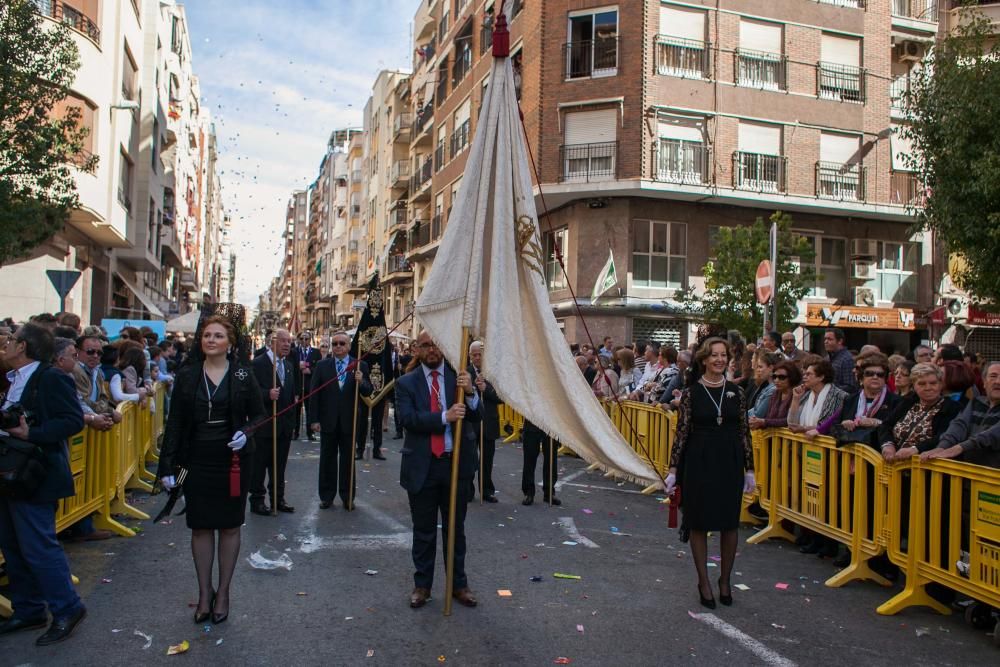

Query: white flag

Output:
[591, 249, 617, 302]
[414, 56, 661, 488]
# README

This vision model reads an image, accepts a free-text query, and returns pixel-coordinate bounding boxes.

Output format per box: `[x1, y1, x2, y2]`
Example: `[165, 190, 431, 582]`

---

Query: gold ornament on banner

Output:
[367, 286, 384, 317]
[370, 364, 384, 393]
[516, 215, 545, 283]
[360, 325, 387, 355]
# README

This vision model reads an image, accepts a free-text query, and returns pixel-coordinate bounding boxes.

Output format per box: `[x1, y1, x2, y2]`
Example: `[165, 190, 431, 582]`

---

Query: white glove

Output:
[665, 473, 677, 496]
[161, 475, 176, 490]
[227, 431, 247, 451]
[743, 471, 756, 494]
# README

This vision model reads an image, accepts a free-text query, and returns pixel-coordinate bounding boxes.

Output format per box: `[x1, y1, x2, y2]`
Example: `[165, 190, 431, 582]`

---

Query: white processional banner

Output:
[414, 57, 662, 488]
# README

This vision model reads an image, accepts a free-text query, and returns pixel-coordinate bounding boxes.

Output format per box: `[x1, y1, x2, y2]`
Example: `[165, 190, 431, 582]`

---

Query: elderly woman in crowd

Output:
[830, 353, 901, 448]
[749, 361, 801, 430]
[788, 360, 847, 438]
[893, 360, 915, 398]
[591, 354, 619, 400]
[879, 363, 962, 462]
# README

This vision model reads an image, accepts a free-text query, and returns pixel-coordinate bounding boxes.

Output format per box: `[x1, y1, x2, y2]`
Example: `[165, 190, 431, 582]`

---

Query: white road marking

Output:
[554, 468, 588, 490]
[296, 499, 411, 553]
[689, 612, 797, 667]
[561, 482, 645, 496]
[557, 517, 599, 549]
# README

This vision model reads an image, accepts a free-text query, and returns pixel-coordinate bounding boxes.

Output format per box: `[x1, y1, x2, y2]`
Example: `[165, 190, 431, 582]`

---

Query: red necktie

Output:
[429, 370, 445, 458]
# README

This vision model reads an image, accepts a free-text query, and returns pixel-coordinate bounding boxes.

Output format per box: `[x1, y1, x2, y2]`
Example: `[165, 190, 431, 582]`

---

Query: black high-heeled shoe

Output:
[194, 591, 216, 624]
[718, 578, 733, 607]
[698, 585, 716, 610]
[212, 595, 228, 625]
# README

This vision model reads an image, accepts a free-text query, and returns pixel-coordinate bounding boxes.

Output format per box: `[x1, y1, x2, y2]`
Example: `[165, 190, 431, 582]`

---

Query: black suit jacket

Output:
[252, 353, 298, 438]
[17, 365, 85, 503]
[291, 345, 323, 393]
[308, 356, 373, 435]
[468, 364, 502, 441]
[156, 362, 267, 479]
[396, 365, 482, 494]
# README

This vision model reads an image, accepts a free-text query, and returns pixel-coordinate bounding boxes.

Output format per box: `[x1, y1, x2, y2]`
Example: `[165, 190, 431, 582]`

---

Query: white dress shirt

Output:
[4, 361, 41, 409]
[421, 364, 479, 454]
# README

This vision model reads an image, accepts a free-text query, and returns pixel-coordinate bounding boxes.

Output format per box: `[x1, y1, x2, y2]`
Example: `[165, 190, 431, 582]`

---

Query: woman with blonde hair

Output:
[614, 348, 636, 397]
[591, 354, 619, 400]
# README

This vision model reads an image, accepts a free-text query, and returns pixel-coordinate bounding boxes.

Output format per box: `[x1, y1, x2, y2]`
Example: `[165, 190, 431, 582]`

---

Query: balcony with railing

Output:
[565, 37, 619, 79]
[384, 254, 412, 282]
[655, 36, 710, 79]
[560, 142, 617, 182]
[351, 169, 362, 183]
[439, 11, 449, 40]
[413, 102, 434, 142]
[817, 0, 865, 8]
[818, 62, 866, 103]
[452, 46, 472, 86]
[735, 49, 787, 91]
[389, 207, 408, 232]
[816, 162, 866, 201]
[890, 76, 912, 116]
[892, 0, 938, 22]
[408, 222, 431, 253]
[654, 140, 709, 185]
[390, 160, 410, 188]
[431, 213, 442, 239]
[732, 152, 787, 193]
[393, 113, 413, 139]
[33, 0, 101, 45]
[890, 171, 925, 207]
[449, 121, 470, 159]
[480, 21, 494, 55]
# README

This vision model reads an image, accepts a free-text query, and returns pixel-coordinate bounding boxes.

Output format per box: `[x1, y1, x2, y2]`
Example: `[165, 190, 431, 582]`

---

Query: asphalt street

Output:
[3, 421, 998, 666]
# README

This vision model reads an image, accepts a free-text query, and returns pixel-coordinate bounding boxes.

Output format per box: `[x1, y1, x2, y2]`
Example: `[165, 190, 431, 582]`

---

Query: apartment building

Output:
[363, 70, 414, 334]
[336, 131, 369, 327]
[0, 1, 229, 324]
[403, 0, 936, 353]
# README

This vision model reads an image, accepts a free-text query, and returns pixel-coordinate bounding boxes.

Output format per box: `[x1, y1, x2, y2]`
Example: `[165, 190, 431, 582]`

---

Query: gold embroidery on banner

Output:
[369, 364, 384, 393]
[516, 215, 545, 283]
[359, 326, 387, 355]
[367, 286, 384, 317]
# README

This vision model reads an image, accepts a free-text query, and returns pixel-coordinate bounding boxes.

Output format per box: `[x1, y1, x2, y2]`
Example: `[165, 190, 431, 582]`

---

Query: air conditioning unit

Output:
[852, 287, 876, 307]
[851, 260, 877, 281]
[899, 41, 923, 63]
[851, 239, 878, 258]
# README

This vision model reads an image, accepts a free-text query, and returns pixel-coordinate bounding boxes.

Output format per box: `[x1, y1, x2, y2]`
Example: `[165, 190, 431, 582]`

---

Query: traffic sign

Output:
[755, 260, 773, 304]
[46, 270, 81, 312]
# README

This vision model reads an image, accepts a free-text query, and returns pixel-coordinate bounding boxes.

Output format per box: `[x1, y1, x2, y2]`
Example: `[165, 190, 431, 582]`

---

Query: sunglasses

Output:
[863, 370, 886, 378]
[81, 349, 101, 356]
[331, 341, 348, 347]
[771, 373, 789, 380]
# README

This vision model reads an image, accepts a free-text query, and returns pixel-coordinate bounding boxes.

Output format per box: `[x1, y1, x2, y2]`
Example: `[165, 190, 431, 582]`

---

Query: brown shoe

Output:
[452, 587, 478, 607]
[409, 587, 431, 608]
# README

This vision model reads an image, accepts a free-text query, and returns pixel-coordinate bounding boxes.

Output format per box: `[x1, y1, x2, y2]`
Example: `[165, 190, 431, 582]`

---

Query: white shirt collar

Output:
[6, 360, 41, 384]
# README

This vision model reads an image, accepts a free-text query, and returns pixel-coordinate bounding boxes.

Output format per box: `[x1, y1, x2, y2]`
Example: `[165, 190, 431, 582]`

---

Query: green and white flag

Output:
[591, 249, 617, 302]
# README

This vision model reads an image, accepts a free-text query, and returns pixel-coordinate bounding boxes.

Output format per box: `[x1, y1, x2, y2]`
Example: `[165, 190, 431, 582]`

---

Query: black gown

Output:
[669, 381, 753, 531]
[183, 372, 248, 529]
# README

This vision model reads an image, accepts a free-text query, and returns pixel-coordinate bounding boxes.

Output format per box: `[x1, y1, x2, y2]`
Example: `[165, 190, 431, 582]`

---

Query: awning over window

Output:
[114, 271, 165, 318]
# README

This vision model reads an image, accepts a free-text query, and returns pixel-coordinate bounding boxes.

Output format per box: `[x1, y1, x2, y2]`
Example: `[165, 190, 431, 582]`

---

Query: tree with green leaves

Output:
[902, 5, 1000, 302]
[0, 0, 96, 265]
[678, 212, 817, 340]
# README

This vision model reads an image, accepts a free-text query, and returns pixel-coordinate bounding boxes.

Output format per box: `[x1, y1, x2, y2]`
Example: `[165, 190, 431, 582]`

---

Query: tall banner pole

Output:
[443, 326, 472, 617]
[271, 347, 278, 516]
[548, 435, 554, 507]
[479, 424, 484, 507]
[348, 339, 361, 511]
[770, 221, 779, 332]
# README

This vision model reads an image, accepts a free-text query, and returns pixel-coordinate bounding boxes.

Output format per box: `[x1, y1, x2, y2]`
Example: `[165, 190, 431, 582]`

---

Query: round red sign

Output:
[755, 260, 772, 304]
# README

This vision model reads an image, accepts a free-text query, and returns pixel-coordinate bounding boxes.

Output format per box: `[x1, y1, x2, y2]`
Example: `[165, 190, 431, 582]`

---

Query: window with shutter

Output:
[656, 115, 707, 184]
[657, 7, 709, 78]
[819, 34, 864, 103]
[735, 122, 784, 193]
[566, 8, 618, 79]
[562, 109, 617, 182]
[737, 19, 785, 90]
[818, 132, 864, 201]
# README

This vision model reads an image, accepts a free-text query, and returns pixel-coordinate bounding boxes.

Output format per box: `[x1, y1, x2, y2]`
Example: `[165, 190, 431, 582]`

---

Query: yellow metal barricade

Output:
[497, 402, 523, 443]
[878, 458, 1000, 616]
[747, 428, 891, 588]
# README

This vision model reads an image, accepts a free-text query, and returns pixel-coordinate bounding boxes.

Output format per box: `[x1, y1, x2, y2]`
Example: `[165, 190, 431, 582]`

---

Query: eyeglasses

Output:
[863, 370, 886, 378]
[81, 349, 101, 356]
[331, 341, 348, 347]
[771, 373, 789, 381]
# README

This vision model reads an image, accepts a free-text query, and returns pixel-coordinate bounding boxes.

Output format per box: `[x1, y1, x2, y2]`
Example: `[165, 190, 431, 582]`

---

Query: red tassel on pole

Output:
[229, 452, 241, 497]
[667, 486, 681, 528]
[492, 3, 509, 58]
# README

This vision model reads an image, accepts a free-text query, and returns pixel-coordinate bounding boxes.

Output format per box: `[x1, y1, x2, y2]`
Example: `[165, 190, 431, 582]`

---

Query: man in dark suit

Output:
[309, 331, 372, 509]
[396, 330, 481, 610]
[0, 323, 87, 645]
[521, 420, 561, 506]
[292, 331, 323, 441]
[468, 340, 501, 503]
[250, 329, 298, 515]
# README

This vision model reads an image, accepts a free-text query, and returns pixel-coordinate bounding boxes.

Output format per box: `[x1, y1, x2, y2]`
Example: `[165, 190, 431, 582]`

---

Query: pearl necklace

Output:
[701, 374, 725, 386]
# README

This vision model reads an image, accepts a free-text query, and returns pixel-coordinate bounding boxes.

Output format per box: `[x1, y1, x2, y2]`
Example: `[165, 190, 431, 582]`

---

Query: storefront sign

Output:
[805, 305, 916, 331]
[968, 307, 1000, 327]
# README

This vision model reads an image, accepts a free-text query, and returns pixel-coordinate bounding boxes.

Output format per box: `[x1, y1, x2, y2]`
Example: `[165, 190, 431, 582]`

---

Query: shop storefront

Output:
[802, 303, 917, 355]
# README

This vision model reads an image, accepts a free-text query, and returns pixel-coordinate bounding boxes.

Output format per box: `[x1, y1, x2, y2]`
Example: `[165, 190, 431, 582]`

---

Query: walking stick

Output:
[444, 327, 471, 617]
[479, 425, 484, 506]
[348, 341, 361, 511]
[272, 353, 278, 516]
[548, 435, 553, 507]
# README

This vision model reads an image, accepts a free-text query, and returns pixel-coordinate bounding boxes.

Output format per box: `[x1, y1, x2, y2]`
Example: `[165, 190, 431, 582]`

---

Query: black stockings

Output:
[191, 527, 241, 615]
[690, 529, 739, 599]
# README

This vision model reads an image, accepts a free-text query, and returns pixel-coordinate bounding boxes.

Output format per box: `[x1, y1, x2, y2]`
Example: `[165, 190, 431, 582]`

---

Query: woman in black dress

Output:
[666, 337, 754, 609]
[157, 313, 266, 624]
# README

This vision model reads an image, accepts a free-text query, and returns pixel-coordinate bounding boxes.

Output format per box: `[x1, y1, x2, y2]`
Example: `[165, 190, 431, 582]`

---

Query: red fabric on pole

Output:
[229, 452, 241, 497]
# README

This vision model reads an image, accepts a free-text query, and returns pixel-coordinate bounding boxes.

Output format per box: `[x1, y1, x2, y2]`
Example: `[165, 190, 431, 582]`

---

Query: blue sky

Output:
[181, 0, 415, 305]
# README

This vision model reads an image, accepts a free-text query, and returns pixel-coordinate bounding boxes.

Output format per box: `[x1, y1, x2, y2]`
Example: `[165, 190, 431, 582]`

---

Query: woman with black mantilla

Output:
[666, 337, 754, 609]
[157, 307, 266, 625]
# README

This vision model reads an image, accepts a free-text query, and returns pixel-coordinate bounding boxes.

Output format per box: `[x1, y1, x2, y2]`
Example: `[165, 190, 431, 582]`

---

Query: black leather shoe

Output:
[718, 578, 733, 606]
[522, 495, 534, 506]
[250, 500, 271, 516]
[319, 500, 333, 509]
[276, 501, 295, 513]
[373, 451, 386, 460]
[194, 591, 216, 624]
[354, 453, 364, 460]
[543, 497, 563, 506]
[36, 607, 86, 646]
[484, 495, 498, 503]
[698, 586, 716, 610]
[0, 616, 48, 636]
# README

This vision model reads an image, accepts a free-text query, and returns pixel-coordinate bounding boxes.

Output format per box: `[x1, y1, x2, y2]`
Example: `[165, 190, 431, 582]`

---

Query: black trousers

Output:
[318, 430, 355, 504]
[408, 457, 470, 591]
[367, 399, 386, 454]
[250, 434, 292, 503]
[522, 431, 558, 498]
[475, 437, 496, 497]
[392, 389, 402, 435]
[295, 374, 313, 436]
